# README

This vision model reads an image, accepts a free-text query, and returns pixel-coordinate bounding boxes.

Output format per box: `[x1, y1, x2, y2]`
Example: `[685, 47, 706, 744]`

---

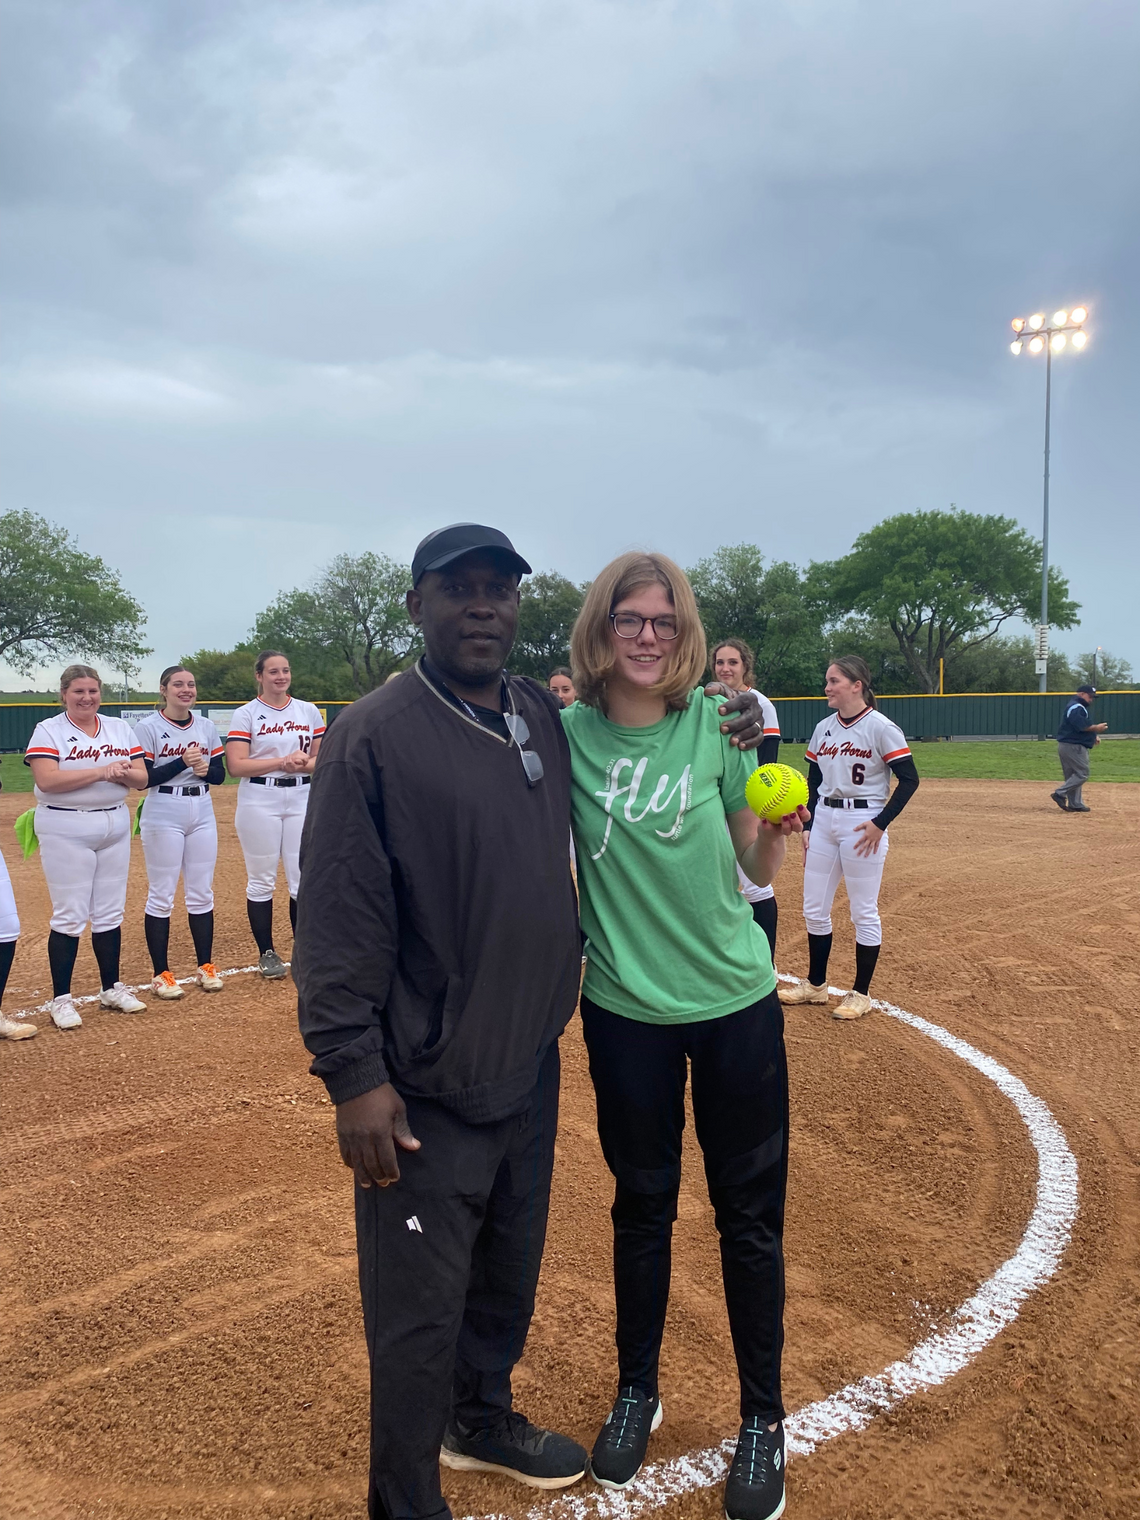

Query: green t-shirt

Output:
[561, 690, 776, 1024]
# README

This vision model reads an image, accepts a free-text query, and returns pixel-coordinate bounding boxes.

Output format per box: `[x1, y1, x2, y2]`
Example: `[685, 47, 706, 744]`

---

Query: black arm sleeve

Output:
[805, 760, 823, 829]
[294, 732, 397, 1105]
[872, 756, 920, 831]
[757, 735, 780, 767]
[145, 756, 189, 788]
[205, 755, 226, 787]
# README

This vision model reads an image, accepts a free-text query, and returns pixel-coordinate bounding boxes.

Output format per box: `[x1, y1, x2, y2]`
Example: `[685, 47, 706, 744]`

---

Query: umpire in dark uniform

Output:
[1051, 683, 1108, 813]
[294, 524, 765, 1520]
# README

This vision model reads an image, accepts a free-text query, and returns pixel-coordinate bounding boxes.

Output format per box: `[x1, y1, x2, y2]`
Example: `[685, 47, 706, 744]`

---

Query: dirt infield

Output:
[1, 781, 1137, 1520]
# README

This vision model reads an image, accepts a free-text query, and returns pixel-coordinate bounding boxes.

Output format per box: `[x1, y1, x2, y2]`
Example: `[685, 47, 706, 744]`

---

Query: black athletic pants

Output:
[355, 1043, 560, 1520]
[580, 992, 788, 1423]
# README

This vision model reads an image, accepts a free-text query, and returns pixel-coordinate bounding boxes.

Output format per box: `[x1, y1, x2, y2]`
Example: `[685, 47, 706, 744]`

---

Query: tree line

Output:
[1, 508, 1132, 702]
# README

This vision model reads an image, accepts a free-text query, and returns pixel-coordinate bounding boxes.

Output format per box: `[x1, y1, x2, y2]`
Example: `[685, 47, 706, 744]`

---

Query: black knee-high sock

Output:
[854, 943, 881, 996]
[807, 932, 833, 987]
[48, 931, 80, 998]
[247, 899, 274, 954]
[0, 939, 15, 1006]
[91, 927, 122, 991]
[188, 911, 214, 966]
[289, 896, 297, 934]
[144, 914, 171, 975]
[750, 898, 778, 962]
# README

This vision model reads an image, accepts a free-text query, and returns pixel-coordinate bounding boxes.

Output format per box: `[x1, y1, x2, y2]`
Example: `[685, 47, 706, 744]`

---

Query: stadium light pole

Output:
[1009, 305, 1090, 693]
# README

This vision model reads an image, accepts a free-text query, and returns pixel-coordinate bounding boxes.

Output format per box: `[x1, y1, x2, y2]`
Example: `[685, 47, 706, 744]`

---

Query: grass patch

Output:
[5, 741, 1138, 793]
[777, 739, 1140, 783]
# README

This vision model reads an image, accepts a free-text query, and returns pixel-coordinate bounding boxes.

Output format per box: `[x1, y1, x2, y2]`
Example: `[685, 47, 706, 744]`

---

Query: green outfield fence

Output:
[2, 691, 1138, 751]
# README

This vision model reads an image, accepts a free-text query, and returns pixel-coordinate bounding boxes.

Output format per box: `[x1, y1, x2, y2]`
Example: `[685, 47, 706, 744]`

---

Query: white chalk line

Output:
[459, 977, 1079, 1520]
[6, 967, 1082, 1514]
[11, 962, 274, 1017]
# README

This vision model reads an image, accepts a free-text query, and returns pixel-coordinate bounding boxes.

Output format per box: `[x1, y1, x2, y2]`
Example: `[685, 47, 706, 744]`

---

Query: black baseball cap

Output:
[1077, 684, 1096, 697]
[411, 523, 532, 587]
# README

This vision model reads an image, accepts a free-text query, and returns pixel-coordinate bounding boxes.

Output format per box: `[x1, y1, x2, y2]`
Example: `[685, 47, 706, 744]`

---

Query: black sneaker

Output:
[1069, 802, 1091, 812]
[440, 1410, 587, 1490]
[1049, 791, 1070, 811]
[258, 948, 287, 980]
[589, 1386, 663, 1490]
[724, 1418, 785, 1520]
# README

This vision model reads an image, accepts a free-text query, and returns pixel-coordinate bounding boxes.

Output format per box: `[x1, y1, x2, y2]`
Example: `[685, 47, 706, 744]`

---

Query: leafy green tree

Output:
[251, 552, 419, 697]
[509, 572, 585, 681]
[1073, 649, 1134, 690]
[810, 509, 1079, 693]
[945, 635, 1075, 693]
[688, 544, 827, 696]
[0, 509, 150, 674]
[180, 647, 261, 702]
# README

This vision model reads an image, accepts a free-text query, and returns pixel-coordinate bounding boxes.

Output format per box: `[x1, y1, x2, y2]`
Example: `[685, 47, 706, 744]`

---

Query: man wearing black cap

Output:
[1051, 684, 1107, 813]
[294, 525, 765, 1520]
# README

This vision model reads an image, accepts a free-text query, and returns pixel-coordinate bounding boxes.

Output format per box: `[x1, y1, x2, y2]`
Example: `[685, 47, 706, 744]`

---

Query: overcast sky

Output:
[2, 0, 1137, 690]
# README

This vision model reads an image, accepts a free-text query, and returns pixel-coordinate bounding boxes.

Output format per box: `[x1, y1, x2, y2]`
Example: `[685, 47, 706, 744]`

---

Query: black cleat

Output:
[440, 1411, 587, 1490]
[1049, 791, 1070, 811]
[258, 948, 287, 979]
[1068, 802, 1091, 812]
[724, 1418, 785, 1520]
[590, 1386, 663, 1490]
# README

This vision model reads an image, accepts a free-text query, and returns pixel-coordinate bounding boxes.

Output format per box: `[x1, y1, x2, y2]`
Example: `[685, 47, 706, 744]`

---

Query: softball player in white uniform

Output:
[136, 666, 226, 1000]
[227, 651, 324, 978]
[779, 655, 919, 1019]
[0, 838, 34, 1040]
[24, 665, 149, 1029]
[712, 639, 783, 961]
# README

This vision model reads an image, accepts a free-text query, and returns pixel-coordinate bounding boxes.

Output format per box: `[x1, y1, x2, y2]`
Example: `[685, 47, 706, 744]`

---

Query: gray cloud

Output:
[2, 0, 1137, 684]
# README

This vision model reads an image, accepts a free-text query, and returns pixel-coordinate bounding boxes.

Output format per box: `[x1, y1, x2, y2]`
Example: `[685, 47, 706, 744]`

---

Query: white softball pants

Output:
[0, 846, 20, 943]
[802, 804, 889, 946]
[139, 792, 218, 916]
[35, 803, 131, 936]
[235, 783, 310, 902]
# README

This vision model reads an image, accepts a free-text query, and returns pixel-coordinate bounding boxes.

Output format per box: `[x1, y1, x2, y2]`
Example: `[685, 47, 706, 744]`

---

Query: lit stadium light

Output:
[1011, 340, 1024, 355]
[1072, 330, 1088, 349]
[1028, 335, 1044, 353]
[1051, 333, 1066, 351]
[1053, 310, 1068, 326]
[1028, 313, 1045, 330]
[1070, 306, 1088, 324]
[1011, 318, 1026, 333]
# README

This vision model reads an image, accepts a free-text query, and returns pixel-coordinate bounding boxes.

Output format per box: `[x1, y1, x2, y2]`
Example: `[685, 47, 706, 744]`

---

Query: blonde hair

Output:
[571, 551, 707, 713]
[59, 664, 101, 697]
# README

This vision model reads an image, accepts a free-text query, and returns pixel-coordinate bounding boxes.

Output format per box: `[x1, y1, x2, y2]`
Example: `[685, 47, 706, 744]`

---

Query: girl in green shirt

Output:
[561, 551, 807, 1520]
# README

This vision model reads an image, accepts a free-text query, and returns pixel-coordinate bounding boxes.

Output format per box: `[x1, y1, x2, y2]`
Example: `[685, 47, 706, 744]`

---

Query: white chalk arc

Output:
[9, 970, 1080, 1516]
[461, 986, 1079, 1520]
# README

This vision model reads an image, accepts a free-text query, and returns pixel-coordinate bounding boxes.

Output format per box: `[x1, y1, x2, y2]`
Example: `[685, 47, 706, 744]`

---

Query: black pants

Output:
[356, 1043, 559, 1520]
[580, 993, 788, 1423]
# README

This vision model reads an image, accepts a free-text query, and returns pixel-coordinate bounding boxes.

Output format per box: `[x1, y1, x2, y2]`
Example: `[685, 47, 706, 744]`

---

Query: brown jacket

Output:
[294, 662, 581, 1122]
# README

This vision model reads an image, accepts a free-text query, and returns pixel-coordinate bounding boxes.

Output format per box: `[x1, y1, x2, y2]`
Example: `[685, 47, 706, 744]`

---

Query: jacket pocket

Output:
[401, 971, 464, 1067]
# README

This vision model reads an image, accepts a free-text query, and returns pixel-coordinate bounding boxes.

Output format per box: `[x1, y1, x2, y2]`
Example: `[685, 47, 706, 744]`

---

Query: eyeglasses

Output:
[610, 613, 679, 640]
[502, 712, 544, 787]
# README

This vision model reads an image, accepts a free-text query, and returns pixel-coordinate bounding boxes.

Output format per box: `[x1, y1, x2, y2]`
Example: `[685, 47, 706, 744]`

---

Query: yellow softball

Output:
[745, 763, 809, 821]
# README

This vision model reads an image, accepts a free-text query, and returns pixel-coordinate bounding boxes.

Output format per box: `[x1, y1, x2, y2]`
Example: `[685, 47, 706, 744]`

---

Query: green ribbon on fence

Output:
[14, 808, 38, 860]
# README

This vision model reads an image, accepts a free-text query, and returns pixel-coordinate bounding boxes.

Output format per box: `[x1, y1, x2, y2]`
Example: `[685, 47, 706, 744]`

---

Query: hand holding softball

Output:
[745, 763, 810, 822]
[759, 804, 811, 836]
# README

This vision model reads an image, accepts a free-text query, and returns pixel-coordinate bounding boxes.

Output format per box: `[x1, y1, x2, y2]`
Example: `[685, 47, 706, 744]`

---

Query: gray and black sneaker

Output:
[440, 1411, 587, 1490]
[724, 1417, 785, 1520]
[1049, 790, 1070, 811]
[258, 948, 287, 980]
[589, 1386, 663, 1490]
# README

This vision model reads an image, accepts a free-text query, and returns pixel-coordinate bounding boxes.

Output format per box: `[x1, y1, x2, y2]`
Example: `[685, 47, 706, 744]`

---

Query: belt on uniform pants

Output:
[45, 804, 123, 813]
[249, 775, 310, 787]
[822, 796, 882, 809]
[157, 785, 208, 796]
